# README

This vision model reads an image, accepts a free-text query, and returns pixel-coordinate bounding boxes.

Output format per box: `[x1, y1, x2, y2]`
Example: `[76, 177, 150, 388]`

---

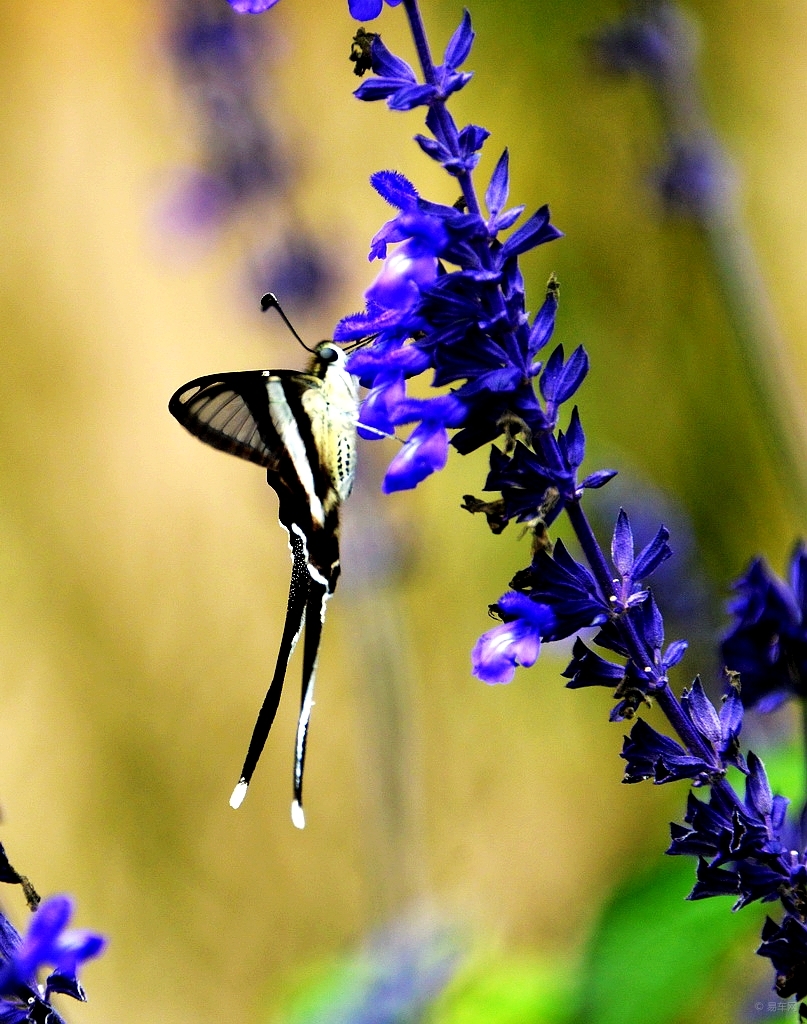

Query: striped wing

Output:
[169, 369, 318, 470]
[170, 344, 359, 825]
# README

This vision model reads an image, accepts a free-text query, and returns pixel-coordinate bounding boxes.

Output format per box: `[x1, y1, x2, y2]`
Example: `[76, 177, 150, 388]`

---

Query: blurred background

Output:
[0, 0, 806, 1021]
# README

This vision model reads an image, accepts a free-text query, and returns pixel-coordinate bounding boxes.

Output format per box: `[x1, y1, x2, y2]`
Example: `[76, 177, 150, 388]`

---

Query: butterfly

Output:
[169, 295, 359, 828]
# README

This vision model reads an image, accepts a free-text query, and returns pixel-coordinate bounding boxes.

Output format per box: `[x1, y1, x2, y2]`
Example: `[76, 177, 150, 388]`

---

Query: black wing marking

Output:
[291, 578, 329, 829]
[229, 527, 310, 812]
[168, 370, 317, 470]
[227, 506, 334, 829]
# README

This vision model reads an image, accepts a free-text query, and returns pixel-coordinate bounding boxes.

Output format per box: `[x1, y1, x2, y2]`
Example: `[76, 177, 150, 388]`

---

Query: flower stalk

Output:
[227, 0, 807, 1008]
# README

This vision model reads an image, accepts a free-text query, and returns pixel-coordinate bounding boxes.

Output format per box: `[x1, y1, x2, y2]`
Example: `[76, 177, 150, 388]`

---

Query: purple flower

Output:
[501, 539, 609, 643]
[590, 4, 731, 219]
[609, 509, 672, 611]
[226, 0, 281, 11]
[654, 139, 727, 217]
[591, 12, 676, 79]
[382, 420, 450, 493]
[722, 543, 807, 711]
[338, 19, 563, 488]
[621, 717, 716, 785]
[0, 895, 105, 1024]
[758, 915, 807, 1001]
[354, 13, 472, 110]
[621, 680, 745, 785]
[472, 592, 555, 684]
[666, 750, 796, 911]
[365, 239, 440, 314]
[349, 0, 403, 22]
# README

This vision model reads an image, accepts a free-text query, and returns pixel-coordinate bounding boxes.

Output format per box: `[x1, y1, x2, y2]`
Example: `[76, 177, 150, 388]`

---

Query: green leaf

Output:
[427, 955, 574, 1024]
[573, 855, 765, 1024]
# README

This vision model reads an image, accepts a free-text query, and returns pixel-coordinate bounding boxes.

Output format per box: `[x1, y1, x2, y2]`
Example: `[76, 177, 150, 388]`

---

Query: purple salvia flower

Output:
[472, 592, 555, 685]
[722, 543, 807, 711]
[226, 0, 281, 11]
[0, 895, 105, 1024]
[348, 0, 403, 22]
[621, 718, 715, 785]
[382, 420, 450, 493]
[758, 915, 807, 1001]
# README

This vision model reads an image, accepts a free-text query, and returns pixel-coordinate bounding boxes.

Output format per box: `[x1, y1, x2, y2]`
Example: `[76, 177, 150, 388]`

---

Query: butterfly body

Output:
[169, 342, 359, 826]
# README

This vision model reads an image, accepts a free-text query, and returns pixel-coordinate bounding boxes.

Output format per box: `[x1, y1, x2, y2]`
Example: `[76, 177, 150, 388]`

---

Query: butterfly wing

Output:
[169, 352, 359, 825]
[168, 369, 318, 471]
[169, 368, 347, 573]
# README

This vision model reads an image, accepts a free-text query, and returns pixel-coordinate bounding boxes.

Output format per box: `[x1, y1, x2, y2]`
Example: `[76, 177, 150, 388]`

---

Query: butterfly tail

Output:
[290, 579, 329, 830]
[229, 529, 310, 810]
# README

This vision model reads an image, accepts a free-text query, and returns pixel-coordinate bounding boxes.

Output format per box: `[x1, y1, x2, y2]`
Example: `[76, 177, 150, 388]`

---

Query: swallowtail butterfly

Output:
[169, 294, 359, 828]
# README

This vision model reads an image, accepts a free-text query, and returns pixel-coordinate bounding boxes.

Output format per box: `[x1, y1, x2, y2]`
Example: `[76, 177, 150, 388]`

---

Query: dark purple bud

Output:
[444, 9, 474, 70]
[745, 751, 773, 818]
[662, 638, 688, 670]
[415, 134, 451, 165]
[368, 36, 415, 81]
[631, 525, 672, 580]
[457, 124, 489, 157]
[540, 345, 589, 406]
[564, 407, 585, 470]
[562, 638, 624, 689]
[580, 469, 618, 490]
[621, 718, 713, 784]
[687, 857, 740, 900]
[389, 83, 438, 111]
[485, 150, 510, 220]
[758, 915, 807, 1000]
[527, 282, 558, 357]
[718, 688, 743, 740]
[499, 205, 562, 260]
[682, 678, 722, 746]
[611, 508, 634, 576]
[641, 592, 665, 651]
[491, 205, 525, 233]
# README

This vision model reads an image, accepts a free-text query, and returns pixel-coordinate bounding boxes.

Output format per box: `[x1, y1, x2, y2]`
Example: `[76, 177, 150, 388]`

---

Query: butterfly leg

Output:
[290, 578, 329, 830]
[229, 528, 310, 810]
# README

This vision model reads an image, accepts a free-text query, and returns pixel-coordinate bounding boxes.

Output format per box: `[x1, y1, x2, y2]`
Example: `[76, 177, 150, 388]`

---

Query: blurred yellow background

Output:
[0, 1, 806, 1022]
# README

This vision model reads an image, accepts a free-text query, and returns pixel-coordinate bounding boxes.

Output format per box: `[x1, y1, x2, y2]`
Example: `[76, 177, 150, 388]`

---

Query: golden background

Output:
[0, 1, 806, 1021]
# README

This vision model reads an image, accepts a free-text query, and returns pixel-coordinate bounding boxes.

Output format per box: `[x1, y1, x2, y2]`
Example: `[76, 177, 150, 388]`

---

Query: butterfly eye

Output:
[318, 344, 341, 364]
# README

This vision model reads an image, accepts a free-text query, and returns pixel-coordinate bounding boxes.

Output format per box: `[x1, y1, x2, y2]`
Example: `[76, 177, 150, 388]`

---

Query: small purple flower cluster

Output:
[166, 0, 285, 230]
[336, 15, 572, 495]
[0, 844, 105, 1024]
[0, 773, 105, 1020]
[722, 544, 807, 713]
[226, 0, 807, 1007]
[591, 2, 729, 218]
[166, 0, 334, 310]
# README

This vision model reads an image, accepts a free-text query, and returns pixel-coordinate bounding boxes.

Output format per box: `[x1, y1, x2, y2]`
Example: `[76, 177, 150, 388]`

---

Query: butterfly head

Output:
[310, 341, 349, 377]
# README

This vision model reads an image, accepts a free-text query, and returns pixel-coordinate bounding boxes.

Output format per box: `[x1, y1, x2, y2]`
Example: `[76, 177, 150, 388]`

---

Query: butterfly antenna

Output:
[260, 293, 316, 354]
[344, 332, 379, 354]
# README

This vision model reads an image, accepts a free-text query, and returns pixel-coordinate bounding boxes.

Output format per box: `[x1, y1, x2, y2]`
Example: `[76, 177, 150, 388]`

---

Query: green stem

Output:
[702, 203, 807, 515]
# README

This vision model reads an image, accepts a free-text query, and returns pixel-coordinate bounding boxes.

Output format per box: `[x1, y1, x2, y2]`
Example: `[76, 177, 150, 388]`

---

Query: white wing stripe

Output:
[265, 378, 325, 526]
